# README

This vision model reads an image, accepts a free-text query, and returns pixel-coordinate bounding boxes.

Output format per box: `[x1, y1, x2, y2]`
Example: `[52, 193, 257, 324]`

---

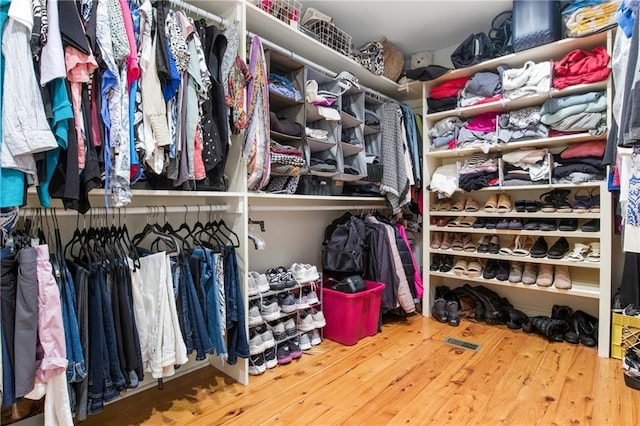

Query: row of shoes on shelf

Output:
[434, 216, 600, 232]
[432, 233, 600, 263]
[431, 189, 600, 214]
[432, 285, 598, 346]
[248, 263, 321, 296]
[248, 327, 323, 376]
[248, 295, 325, 326]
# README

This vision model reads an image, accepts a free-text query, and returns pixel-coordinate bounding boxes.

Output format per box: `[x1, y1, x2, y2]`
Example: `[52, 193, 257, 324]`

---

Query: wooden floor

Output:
[82, 314, 640, 426]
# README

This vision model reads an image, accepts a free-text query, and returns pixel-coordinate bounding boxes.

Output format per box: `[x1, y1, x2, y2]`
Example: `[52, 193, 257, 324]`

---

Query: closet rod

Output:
[246, 31, 399, 105]
[249, 204, 387, 212]
[18, 203, 231, 217]
[166, 0, 227, 26]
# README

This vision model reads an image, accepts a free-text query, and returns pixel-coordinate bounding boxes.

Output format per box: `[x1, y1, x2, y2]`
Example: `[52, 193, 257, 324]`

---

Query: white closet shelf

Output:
[429, 271, 600, 299]
[341, 142, 365, 156]
[308, 138, 335, 153]
[269, 90, 304, 109]
[248, 192, 386, 203]
[129, 189, 247, 198]
[310, 170, 339, 178]
[416, 30, 610, 92]
[271, 130, 303, 143]
[450, 181, 604, 193]
[429, 248, 601, 269]
[363, 124, 381, 136]
[429, 211, 601, 219]
[335, 173, 366, 182]
[340, 111, 363, 129]
[428, 226, 600, 239]
[425, 80, 608, 122]
[426, 132, 606, 158]
[244, 2, 419, 101]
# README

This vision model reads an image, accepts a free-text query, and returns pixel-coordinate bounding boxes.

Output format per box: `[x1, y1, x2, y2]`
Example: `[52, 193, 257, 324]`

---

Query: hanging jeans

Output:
[51, 257, 86, 384]
[68, 261, 89, 421]
[191, 248, 227, 358]
[176, 254, 214, 361]
[223, 247, 249, 364]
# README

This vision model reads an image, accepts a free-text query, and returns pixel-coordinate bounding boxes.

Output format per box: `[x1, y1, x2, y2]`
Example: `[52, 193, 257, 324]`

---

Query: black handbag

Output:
[450, 32, 496, 69]
[329, 275, 367, 294]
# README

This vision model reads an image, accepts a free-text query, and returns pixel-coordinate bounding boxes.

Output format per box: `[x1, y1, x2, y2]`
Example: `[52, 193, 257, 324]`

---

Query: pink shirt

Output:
[119, 0, 140, 88]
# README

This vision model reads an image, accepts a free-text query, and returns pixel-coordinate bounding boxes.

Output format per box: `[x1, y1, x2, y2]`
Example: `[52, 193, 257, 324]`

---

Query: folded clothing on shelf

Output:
[430, 76, 470, 99]
[501, 60, 552, 100]
[427, 96, 457, 113]
[270, 112, 303, 136]
[269, 73, 301, 101]
[459, 71, 502, 107]
[364, 109, 380, 127]
[305, 127, 329, 140]
[552, 45, 611, 89]
[540, 91, 607, 134]
[562, 0, 618, 37]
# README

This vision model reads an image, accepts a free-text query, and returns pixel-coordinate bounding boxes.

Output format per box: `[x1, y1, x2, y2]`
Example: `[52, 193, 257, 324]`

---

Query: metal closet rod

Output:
[18, 204, 231, 217]
[249, 204, 387, 212]
[166, 0, 227, 26]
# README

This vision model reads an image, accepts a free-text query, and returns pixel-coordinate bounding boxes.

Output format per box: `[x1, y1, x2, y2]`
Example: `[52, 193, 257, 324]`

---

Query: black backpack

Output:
[322, 213, 367, 274]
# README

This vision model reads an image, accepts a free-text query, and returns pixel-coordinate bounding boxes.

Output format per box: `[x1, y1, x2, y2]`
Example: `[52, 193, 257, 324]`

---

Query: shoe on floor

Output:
[432, 298, 448, 323]
[249, 353, 266, 375]
[445, 300, 460, 326]
[277, 344, 293, 365]
[299, 333, 312, 350]
[310, 329, 322, 346]
[299, 310, 316, 332]
[288, 339, 303, 359]
[264, 347, 277, 369]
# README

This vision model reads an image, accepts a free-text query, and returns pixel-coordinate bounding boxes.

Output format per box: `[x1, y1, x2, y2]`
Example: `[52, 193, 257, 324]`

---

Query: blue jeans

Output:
[87, 266, 106, 415]
[100, 268, 126, 392]
[179, 254, 214, 360]
[223, 247, 249, 364]
[1, 246, 16, 408]
[68, 261, 89, 421]
[191, 248, 227, 358]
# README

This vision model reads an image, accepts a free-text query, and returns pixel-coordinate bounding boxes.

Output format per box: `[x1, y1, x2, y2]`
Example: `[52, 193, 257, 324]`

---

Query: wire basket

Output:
[305, 21, 352, 57]
[253, 0, 301, 28]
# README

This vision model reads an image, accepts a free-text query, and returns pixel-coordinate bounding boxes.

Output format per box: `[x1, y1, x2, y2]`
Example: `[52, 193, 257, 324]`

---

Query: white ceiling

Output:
[299, 0, 513, 56]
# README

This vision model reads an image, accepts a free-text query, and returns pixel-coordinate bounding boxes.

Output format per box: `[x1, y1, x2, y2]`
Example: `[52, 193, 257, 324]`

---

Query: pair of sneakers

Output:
[266, 266, 297, 291]
[249, 325, 276, 355]
[270, 318, 297, 341]
[299, 330, 322, 350]
[249, 346, 278, 375]
[298, 309, 326, 332]
[295, 286, 319, 309]
[276, 339, 303, 365]
[248, 271, 270, 296]
[290, 263, 320, 284]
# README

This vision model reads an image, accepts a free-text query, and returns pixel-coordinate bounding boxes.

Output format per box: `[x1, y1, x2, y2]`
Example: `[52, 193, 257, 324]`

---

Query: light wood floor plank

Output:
[79, 314, 640, 426]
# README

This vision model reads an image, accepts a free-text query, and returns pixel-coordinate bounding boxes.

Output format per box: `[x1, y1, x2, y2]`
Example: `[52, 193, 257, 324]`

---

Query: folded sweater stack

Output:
[459, 71, 502, 107]
[427, 76, 469, 113]
[552, 45, 611, 89]
[502, 149, 550, 186]
[540, 91, 607, 134]
[552, 140, 606, 184]
[458, 153, 500, 191]
[497, 106, 549, 144]
[563, 0, 619, 37]
[457, 112, 499, 148]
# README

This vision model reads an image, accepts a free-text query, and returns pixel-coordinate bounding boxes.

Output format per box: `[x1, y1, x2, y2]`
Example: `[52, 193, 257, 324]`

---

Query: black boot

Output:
[432, 298, 448, 323]
[532, 316, 569, 342]
[551, 305, 579, 344]
[573, 310, 598, 347]
[501, 298, 528, 330]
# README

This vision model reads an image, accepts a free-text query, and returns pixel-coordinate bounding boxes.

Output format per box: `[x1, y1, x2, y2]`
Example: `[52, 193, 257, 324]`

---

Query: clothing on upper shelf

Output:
[501, 61, 552, 100]
[268, 72, 301, 101]
[552, 45, 612, 89]
[540, 91, 608, 133]
[563, 0, 619, 37]
[459, 71, 502, 107]
[427, 96, 457, 113]
[497, 106, 549, 144]
[456, 112, 499, 148]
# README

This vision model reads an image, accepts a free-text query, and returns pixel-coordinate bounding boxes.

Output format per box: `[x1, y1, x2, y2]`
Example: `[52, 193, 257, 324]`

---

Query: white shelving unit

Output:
[421, 30, 615, 358]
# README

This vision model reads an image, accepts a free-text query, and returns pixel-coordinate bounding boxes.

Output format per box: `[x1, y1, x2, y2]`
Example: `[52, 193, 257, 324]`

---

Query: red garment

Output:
[429, 77, 470, 99]
[552, 46, 611, 89]
[560, 140, 606, 159]
[471, 94, 503, 106]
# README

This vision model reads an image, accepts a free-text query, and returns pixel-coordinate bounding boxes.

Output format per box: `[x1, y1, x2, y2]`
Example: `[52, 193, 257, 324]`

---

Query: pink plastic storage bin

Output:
[321, 280, 385, 346]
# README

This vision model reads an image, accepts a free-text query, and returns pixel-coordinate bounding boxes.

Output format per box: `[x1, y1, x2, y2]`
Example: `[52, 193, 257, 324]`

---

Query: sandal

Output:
[515, 200, 527, 213]
[440, 232, 454, 250]
[467, 260, 484, 278]
[484, 193, 499, 212]
[499, 236, 519, 256]
[430, 254, 443, 271]
[450, 197, 467, 212]
[448, 216, 465, 227]
[525, 200, 540, 212]
[512, 236, 534, 257]
[477, 235, 490, 253]
[497, 193, 512, 213]
[539, 191, 557, 212]
[554, 189, 573, 213]
[430, 232, 444, 249]
[572, 188, 591, 213]
[459, 216, 477, 228]
[453, 258, 468, 276]
[567, 243, 589, 262]
[451, 233, 465, 251]
[464, 197, 480, 212]
[586, 242, 600, 262]
[432, 198, 452, 211]
[463, 234, 477, 252]
[488, 235, 501, 254]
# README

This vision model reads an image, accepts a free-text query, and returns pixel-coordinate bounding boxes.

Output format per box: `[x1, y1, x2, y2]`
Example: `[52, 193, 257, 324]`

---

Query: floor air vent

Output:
[443, 337, 481, 352]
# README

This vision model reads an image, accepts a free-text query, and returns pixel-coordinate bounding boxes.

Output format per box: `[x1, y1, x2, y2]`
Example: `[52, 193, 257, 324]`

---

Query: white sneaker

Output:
[284, 318, 297, 337]
[312, 310, 326, 328]
[305, 288, 319, 305]
[291, 263, 313, 283]
[249, 271, 270, 293]
[310, 329, 322, 346]
[270, 321, 286, 341]
[261, 296, 282, 321]
[249, 332, 265, 355]
[247, 274, 259, 296]
[249, 354, 266, 375]
[299, 333, 312, 350]
[248, 304, 263, 327]
[303, 264, 320, 281]
[259, 327, 276, 349]
[298, 310, 316, 332]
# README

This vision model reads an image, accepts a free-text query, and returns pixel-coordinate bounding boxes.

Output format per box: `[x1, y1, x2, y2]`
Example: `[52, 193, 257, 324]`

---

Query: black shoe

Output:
[430, 254, 443, 271]
[523, 219, 541, 230]
[558, 218, 578, 232]
[432, 298, 448, 323]
[539, 219, 558, 231]
[548, 237, 569, 259]
[495, 260, 510, 281]
[582, 219, 600, 232]
[501, 298, 528, 329]
[485, 218, 499, 229]
[483, 259, 498, 279]
[531, 316, 570, 342]
[551, 305, 579, 344]
[472, 217, 487, 228]
[445, 300, 460, 326]
[440, 255, 454, 273]
[530, 236, 548, 258]
[573, 310, 598, 347]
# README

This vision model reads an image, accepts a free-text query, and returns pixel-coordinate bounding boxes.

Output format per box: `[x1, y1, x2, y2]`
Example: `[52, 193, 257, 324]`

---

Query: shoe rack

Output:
[422, 30, 614, 358]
